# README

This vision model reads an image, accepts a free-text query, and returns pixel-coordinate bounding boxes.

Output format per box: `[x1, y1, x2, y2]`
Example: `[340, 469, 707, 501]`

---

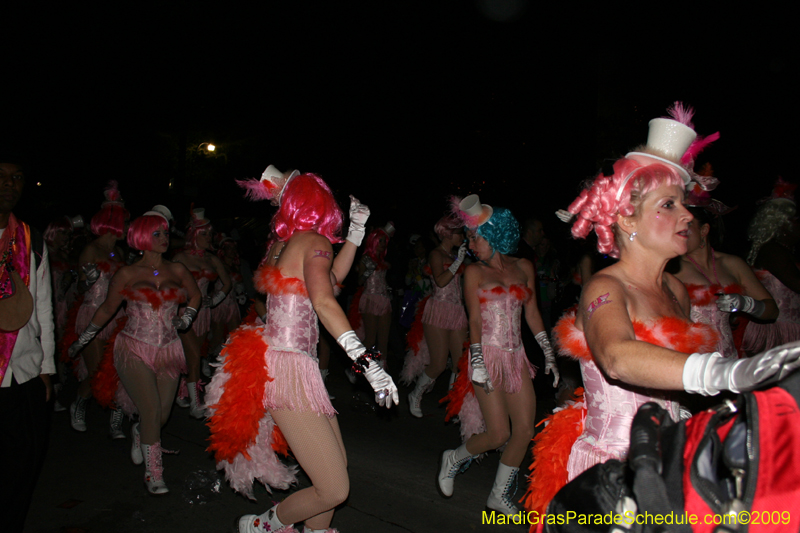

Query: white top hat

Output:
[625, 117, 697, 185]
[261, 165, 301, 204]
[68, 215, 85, 229]
[383, 221, 396, 237]
[143, 210, 170, 224]
[151, 205, 174, 222]
[190, 207, 211, 227]
[458, 194, 493, 228]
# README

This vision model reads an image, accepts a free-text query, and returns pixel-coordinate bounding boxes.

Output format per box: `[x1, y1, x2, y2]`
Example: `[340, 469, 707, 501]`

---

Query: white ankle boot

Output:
[408, 373, 434, 418]
[143, 442, 168, 495]
[70, 396, 88, 432]
[131, 422, 143, 464]
[485, 462, 520, 516]
[109, 408, 125, 439]
[239, 504, 296, 533]
[437, 443, 475, 497]
[187, 382, 205, 419]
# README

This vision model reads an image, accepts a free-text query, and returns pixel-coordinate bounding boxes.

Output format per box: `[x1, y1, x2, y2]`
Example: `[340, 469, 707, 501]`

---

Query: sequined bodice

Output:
[430, 264, 463, 306]
[686, 283, 740, 358]
[364, 269, 388, 296]
[479, 285, 531, 352]
[83, 261, 122, 308]
[121, 288, 186, 347]
[755, 270, 800, 324]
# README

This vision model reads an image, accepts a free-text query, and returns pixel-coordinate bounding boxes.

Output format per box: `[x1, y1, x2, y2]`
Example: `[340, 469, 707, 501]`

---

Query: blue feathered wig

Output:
[477, 207, 519, 255]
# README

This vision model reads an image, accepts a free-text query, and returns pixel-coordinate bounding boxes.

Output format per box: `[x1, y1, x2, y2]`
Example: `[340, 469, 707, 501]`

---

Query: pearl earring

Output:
[629, 232, 637, 242]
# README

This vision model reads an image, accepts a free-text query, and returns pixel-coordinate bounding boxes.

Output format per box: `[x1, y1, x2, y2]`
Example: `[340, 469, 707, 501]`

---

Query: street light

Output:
[198, 142, 216, 153]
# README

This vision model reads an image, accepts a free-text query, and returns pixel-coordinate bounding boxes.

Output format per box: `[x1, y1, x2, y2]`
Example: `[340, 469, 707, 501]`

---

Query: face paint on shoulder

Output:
[586, 292, 612, 319]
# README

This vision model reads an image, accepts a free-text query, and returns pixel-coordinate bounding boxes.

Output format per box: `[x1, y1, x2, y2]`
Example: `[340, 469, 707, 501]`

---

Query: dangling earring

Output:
[700, 237, 706, 249]
[629, 232, 637, 242]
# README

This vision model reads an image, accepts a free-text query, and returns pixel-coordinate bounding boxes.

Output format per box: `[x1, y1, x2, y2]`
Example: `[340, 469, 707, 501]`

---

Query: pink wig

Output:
[434, 213, 464, 240]
[44, 217, 72, 246]
[364, 228, 390, 268]
[186, 222, 213, 250]
[90, 204, 129, 238]
[272, 173, 344, 244]
[127, 215, 168, 251]
[567, 158, 684, 258]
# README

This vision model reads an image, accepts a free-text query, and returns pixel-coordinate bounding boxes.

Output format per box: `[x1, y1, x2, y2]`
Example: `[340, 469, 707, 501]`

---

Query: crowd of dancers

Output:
[12, 102, 800, 532]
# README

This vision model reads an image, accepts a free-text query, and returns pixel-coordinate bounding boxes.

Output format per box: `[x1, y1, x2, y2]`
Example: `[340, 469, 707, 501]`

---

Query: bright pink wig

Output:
[127, 215, 168, 251]
[44, 217, 72, 246]
[364, 228, 390, 268]
[185, 222, 213, 251]
[434, 213, 464, 240]
[567, 158, 684, 258]
[90, 204, 129, 238]
[272, 173, 344, 244]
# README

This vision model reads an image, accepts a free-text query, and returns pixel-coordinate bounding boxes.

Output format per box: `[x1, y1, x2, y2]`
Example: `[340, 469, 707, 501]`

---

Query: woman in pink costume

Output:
[69, 182, 128, 437]
[674, 187, 776, 358]
[437, 195, 558, 518]
[356, 224, 394, 359]
[70, 213, 202, 494]
[403, 213, 468, 417]
[207, 236, 245, 375]
[206, 167, 396, 533]
[522, 104, 800, 518]
[172, 208, 231, 417]
[743, 180, 800, 353]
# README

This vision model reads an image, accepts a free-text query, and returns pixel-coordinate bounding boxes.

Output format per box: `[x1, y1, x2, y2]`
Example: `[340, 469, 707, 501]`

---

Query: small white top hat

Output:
[143, 210, 170, 224]
[383, 221, 396, 236]
[458, 194, 493, 228]
[68, 215, 85, 229]
[151, 205, 174, 222]
[261, 165, 301, 204]
[626, 117, 697, 184]
[191, 208, 211, 227]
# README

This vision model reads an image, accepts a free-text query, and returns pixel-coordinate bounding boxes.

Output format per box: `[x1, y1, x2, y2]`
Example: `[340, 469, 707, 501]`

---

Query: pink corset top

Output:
[430, 263, 464, 306]
[256, 265, 319, 357]
[83, 260, 122, 308]
[755, 270, 800, 325]
[478, 285, 532, 352]
[120, 287, 186, 347]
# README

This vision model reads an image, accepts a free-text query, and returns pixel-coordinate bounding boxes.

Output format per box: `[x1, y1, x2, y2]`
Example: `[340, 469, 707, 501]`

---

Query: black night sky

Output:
[6, 2, 798, 254]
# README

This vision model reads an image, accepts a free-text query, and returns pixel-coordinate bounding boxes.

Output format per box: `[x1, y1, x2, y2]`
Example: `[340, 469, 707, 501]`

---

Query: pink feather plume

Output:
[682, 131, 720, 165]
[666, 101, 695, 128]
[236, 178, 277, 202]
[448, 195, 480, 227]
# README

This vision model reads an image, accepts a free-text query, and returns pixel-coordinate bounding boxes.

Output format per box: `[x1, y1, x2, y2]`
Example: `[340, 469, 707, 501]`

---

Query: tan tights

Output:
[77, 338, 105, 399]
[269, 410, 348, 530]
[116, 357, 179, 445]
[362, 312, 391, 358]
[422, 324, 466, 380]
[466, 375, 536, 467]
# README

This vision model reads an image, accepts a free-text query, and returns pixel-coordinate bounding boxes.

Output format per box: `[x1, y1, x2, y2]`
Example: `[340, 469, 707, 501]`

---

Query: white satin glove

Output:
[470, 343, 494, 393]
[683, 341, 800, 396]
[68, 322, 103, 358]
[346, 196, 370, 246]
[535, 331, 560, 387]
[203, 290, 227, 308]
[336, 331, 399, 408]
[448, 243, 467, 275]
[716, 293, 765, 318]
[78, 263, 101, 291]
[173, 307, 198, 331]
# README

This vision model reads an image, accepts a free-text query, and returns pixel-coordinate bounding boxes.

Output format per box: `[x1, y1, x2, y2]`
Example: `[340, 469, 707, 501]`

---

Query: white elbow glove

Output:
[345, 196, 370, 247]
[535, 331, 560, 387]
[68, 322, 103, 358]
[469, 343, 494, 393]
[716, 294, 766, 319]
[172, 306, 198, 332]
[336, 330, 398, 408]
[683, 341, 800, 396]
[448, 243, 467, 275]
[78, 263, 100, 291]
[203, 290, 226, 308]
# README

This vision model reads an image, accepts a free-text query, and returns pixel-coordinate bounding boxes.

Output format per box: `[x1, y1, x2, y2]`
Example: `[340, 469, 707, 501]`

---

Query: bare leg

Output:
[77, 338, 105, 399]
[465, 386, 512, 456]
[179, 329, 202, 384]
[269, 411, 348, 530]
[423, 324, 449, 380]
[498, 376, 536, 467]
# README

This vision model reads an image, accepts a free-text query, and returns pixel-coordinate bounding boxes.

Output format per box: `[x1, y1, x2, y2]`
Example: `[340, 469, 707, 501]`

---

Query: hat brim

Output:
[626, 152, 691, 186]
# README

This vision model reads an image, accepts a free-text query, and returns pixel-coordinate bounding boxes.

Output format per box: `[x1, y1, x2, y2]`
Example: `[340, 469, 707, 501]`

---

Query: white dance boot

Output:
[408, 373, 434, 418]
[187, 381, 205, 419]
[239, 504, 296, 533]
[485, 462, 521, 516]
[130, 422, 143, 464]
[142, 442, 168, 495]
[70, 396, 88, 432]
[437, 443, 475, 497]
[109, 408, 125, 439]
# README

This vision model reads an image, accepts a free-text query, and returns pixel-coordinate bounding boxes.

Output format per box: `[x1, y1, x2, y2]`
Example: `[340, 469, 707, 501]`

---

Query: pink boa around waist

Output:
[76, 304, 123, 341]
[359, 293, 391, 316]
[422, 298, 467, 330]
[742, 320, 800, 353]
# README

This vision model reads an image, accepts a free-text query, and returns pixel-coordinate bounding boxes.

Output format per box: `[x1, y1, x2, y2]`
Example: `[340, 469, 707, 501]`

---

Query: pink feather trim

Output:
[666, 101, 695, 128]
[682, 131, 720, 165]
[448, 195, 481, 227]
[236, 178, 278, 202]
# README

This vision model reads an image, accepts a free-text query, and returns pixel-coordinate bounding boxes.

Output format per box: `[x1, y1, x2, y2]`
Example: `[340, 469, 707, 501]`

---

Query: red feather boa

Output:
[683, 283, 741, 307]
[405, 295, 430, 355]
[254, 264, 307, 296]
[439, 345, 471, 420]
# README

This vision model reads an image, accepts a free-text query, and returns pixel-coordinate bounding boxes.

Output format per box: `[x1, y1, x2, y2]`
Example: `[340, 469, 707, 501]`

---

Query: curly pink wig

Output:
[44, 217, 72, 246]
[90, 204, 130, 238]
[128, 215, 168, 251]
[433, 213, 464, 240]
[567, 158, 685, 258]
[272, 173, 344, 244]
[364, 228, 390, 268]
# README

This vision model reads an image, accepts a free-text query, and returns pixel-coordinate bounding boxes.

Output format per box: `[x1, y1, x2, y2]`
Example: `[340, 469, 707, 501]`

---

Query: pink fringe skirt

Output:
[742, 320, 800, 354]
[113, 333, 186, 417]
[211, 296, 240, 324]
[263, 349, 336, 416]
[188, 306, 211, 337]
[422, 299, 467, 331]
[468, 345, 536, 394]
[76, 304, 123, 341]
[359, 293, 391, 316]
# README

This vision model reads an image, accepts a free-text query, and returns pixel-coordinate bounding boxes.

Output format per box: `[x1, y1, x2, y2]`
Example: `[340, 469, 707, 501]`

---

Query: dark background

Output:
[6, 1, 797, 255]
